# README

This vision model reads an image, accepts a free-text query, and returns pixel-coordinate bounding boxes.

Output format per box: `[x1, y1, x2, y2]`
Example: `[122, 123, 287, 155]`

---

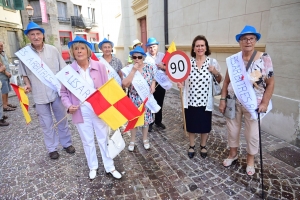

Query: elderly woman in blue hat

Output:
[122, 46, 156, 151]
[60, 36, 122, 180]
[98, 38, 123, 80]
[219, 25, 274, 175]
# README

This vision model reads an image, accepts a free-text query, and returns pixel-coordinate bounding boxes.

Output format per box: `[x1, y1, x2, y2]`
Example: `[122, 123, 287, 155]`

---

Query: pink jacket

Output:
[60, 59, 108, 124]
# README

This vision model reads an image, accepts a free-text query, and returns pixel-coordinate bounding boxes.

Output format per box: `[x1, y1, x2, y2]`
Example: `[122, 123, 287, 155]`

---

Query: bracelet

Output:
[220, 98, 226, 101]
[214, 73, 220, 78]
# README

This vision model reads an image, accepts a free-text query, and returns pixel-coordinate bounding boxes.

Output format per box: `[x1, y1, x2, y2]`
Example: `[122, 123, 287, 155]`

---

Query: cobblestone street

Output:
[1, 89, 300, 200]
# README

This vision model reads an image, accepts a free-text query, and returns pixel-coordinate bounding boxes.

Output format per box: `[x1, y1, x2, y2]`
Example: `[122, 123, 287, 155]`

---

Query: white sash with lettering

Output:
[99, 57, 122, 86]
[122, 64, 161, 113]
[226, 52, 272, 119]
[15, 46, 61, 93]
[55, 65, 96, 102]
[144, 56, 172, 90]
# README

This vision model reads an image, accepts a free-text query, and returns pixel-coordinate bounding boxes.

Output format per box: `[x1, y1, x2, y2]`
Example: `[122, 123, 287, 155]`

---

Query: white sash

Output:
[122, 64, 161, 113]
[55, 65, 96, 102]
[15, 46, 61, 93]
[226, 52, 272, 119]
[99, 57, 122, 86]
[144, 56, 172, 90]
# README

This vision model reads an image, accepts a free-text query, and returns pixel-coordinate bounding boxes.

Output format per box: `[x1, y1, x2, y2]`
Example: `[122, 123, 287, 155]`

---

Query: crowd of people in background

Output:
[0, 21, 274, 179]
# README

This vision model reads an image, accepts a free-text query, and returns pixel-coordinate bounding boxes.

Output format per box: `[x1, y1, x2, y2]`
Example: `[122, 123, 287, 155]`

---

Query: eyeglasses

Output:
[132, 56, 143, 60]
[240, 37, 256, 43]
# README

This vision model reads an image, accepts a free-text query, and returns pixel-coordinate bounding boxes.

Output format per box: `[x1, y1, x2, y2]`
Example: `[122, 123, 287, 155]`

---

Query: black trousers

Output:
[151, 84, 166, 125]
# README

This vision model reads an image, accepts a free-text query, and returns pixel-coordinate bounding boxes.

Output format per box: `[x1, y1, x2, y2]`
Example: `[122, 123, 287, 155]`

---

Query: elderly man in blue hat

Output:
[18, 22, 75, 159]
[145, 37, 167, 132]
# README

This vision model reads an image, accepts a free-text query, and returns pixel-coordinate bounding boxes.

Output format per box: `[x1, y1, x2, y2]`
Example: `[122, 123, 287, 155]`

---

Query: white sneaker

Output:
[143, 139, 150, 150]
[128, 142, 135, 151]
[110, 170, 122, 179]
[89, 169, 97, 179]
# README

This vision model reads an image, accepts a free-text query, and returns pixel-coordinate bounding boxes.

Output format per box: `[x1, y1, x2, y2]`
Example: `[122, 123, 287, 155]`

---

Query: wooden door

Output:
[140, 17, 147, 52]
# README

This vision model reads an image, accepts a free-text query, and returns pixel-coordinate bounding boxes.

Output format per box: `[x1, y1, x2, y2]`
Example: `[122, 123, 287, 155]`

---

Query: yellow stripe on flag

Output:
[99, 78, 126, 104]
[167, 41, 176, 53]
[19, 87, 29, 105]
[99, 106, 127, 130]
[134, 104, 145, 128]
[20, 102, 31, 124]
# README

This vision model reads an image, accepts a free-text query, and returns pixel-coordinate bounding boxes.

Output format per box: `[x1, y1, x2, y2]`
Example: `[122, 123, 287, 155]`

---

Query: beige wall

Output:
[119, 0, 300, 144]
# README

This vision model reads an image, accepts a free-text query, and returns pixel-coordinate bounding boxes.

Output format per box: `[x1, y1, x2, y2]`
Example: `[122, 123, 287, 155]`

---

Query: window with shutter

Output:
[30, 0, 42, 21]
[57, 1, 67, 18]
[13, 0, 24, 10]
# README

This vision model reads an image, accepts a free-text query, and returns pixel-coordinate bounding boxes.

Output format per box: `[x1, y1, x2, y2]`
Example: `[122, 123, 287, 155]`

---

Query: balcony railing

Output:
[58, 17, 70, 23]
[91, 20, 98, 27]
[31, 16, 43, 23]
[83, 17, 92, 29]
[71, 16, 85, 28]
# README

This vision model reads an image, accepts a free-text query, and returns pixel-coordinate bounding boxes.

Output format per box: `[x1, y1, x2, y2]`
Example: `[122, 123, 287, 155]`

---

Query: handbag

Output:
[106, 128, 125, 159]
[210, 58, 221, 96]
[224, 96, 236, 119]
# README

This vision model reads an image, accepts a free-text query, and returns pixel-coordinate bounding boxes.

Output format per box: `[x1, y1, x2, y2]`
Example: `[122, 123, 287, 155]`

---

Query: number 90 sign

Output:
[165, 51, 191, 83]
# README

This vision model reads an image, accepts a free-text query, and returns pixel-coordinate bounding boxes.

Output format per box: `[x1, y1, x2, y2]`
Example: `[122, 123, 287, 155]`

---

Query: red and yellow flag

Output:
[162, 41, 176, 64]
[123, 97, 148, 132]
[86, 78, 141, 130]
[10, 84, 31, 124]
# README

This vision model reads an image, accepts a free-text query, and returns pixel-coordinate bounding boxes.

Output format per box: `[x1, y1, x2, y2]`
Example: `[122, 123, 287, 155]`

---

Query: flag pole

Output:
[53, 101, 85, 128]
[179, 87, 188, 137]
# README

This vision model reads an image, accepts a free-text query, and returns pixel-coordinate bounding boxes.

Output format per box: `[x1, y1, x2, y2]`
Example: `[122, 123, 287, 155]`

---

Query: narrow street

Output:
[1, 89, 300, 199]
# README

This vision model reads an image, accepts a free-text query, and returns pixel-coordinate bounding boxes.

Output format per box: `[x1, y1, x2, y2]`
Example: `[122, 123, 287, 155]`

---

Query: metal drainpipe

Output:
[164, 0, 169, 46]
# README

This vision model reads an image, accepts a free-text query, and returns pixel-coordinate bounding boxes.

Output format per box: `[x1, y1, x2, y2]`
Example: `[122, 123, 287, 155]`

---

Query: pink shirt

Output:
[60, 59, 108, 123]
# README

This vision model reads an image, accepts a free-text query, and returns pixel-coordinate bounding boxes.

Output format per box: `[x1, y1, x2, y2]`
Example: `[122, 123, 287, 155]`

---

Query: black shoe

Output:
[156, 123, 166, 129]
[188, 145, 195, 158]
[148, 124, 153, 132]
[64, 145, 75, 154]
[200, 145, 207, 159]
[49, 151, 59, 159]
[0, 119, 9, 126]
[3, 115, 8, 120]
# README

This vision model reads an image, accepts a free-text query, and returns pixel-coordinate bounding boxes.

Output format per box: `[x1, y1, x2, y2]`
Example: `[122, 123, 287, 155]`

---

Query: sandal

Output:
[3, 107, 16, 112]
[246, 165, 255, 176]
[7, 104, 17, 108]
[143, 139, 150, 150]
[200, 145, 208, 159]
[223, 155, 238, 167]
[188, 145, 195, 158]
[128, 142, 135, 152]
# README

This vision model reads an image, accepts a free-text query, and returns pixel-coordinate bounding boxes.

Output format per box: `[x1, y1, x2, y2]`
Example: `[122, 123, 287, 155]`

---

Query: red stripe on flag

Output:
[113, 96, 141, 121]
[123, 118, 139, 132]
[86, 90, 111, 115]
[24, 104, 29, 111]
[10, 83, 22, 101]
[91, 52, 99, 61]
[162, 52, 170, 64]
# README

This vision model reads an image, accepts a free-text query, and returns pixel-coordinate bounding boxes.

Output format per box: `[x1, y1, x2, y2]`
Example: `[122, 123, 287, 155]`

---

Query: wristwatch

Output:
[214, 73, 220, 78]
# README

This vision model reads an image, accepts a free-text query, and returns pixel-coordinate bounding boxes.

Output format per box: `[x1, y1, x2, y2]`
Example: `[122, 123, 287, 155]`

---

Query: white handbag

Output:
[210, 58, 222, 96]
[106, 128, 125, 159]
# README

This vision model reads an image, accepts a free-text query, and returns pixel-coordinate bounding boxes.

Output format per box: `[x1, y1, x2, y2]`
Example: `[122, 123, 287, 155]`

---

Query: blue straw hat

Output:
[98, 38, 114, 49]
[24, 22, 45, 35]
[236, 25, 261, 42]
[68, 36, 92, 50]
[130, 46, 146, 57]
[146, 37, 159, 47]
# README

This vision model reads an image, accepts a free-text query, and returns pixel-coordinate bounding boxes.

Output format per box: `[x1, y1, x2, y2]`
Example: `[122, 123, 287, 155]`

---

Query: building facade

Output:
[0, 0, 24, 62]
[20, 0, 103, 62]
[116, 0, 300, 145]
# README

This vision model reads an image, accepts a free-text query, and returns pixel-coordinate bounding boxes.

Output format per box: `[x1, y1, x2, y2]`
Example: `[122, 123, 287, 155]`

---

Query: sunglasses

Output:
[132, 56, 143, 60]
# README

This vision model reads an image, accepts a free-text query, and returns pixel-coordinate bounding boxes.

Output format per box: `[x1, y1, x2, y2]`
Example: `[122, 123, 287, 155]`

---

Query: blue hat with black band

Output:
[24, 22, 45, 35]
[146, 37, 159, 47]
[98, 38, 114, 49]
[68, 36, 92, 50]
[130, 46, 146, 57]
[235, 25, 261, 42]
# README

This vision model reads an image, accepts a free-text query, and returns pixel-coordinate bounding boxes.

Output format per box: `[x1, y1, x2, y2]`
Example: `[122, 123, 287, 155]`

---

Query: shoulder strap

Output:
[246, 50, 257, 72]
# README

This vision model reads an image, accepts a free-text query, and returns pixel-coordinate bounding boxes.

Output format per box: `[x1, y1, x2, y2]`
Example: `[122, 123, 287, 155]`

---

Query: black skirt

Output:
[184, 106, 212, 133]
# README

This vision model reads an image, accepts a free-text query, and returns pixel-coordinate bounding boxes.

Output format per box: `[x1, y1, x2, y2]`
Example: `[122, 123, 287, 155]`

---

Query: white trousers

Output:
[75, 104, 115, 173]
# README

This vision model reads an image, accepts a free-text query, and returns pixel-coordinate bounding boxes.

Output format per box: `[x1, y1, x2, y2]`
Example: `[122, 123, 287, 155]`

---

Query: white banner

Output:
[144, 56, 172, 90]
[122, 64, 161, 113]
[226, 52, 272, 119]
[99, 57, 122, 86]
[15, 46, 61, 93]
[55, 65, 96, 102]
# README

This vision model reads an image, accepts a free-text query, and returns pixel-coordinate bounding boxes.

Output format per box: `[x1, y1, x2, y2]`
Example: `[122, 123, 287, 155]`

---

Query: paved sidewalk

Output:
[1, 89, 300, 199]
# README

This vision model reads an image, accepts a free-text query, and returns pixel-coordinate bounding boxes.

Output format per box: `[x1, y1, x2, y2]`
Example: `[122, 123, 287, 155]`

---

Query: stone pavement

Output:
[1, 89, 300, 200]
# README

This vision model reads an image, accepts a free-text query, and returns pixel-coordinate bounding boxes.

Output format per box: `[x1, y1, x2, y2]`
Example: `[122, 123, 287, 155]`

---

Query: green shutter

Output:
[14, 0, 24, 10]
